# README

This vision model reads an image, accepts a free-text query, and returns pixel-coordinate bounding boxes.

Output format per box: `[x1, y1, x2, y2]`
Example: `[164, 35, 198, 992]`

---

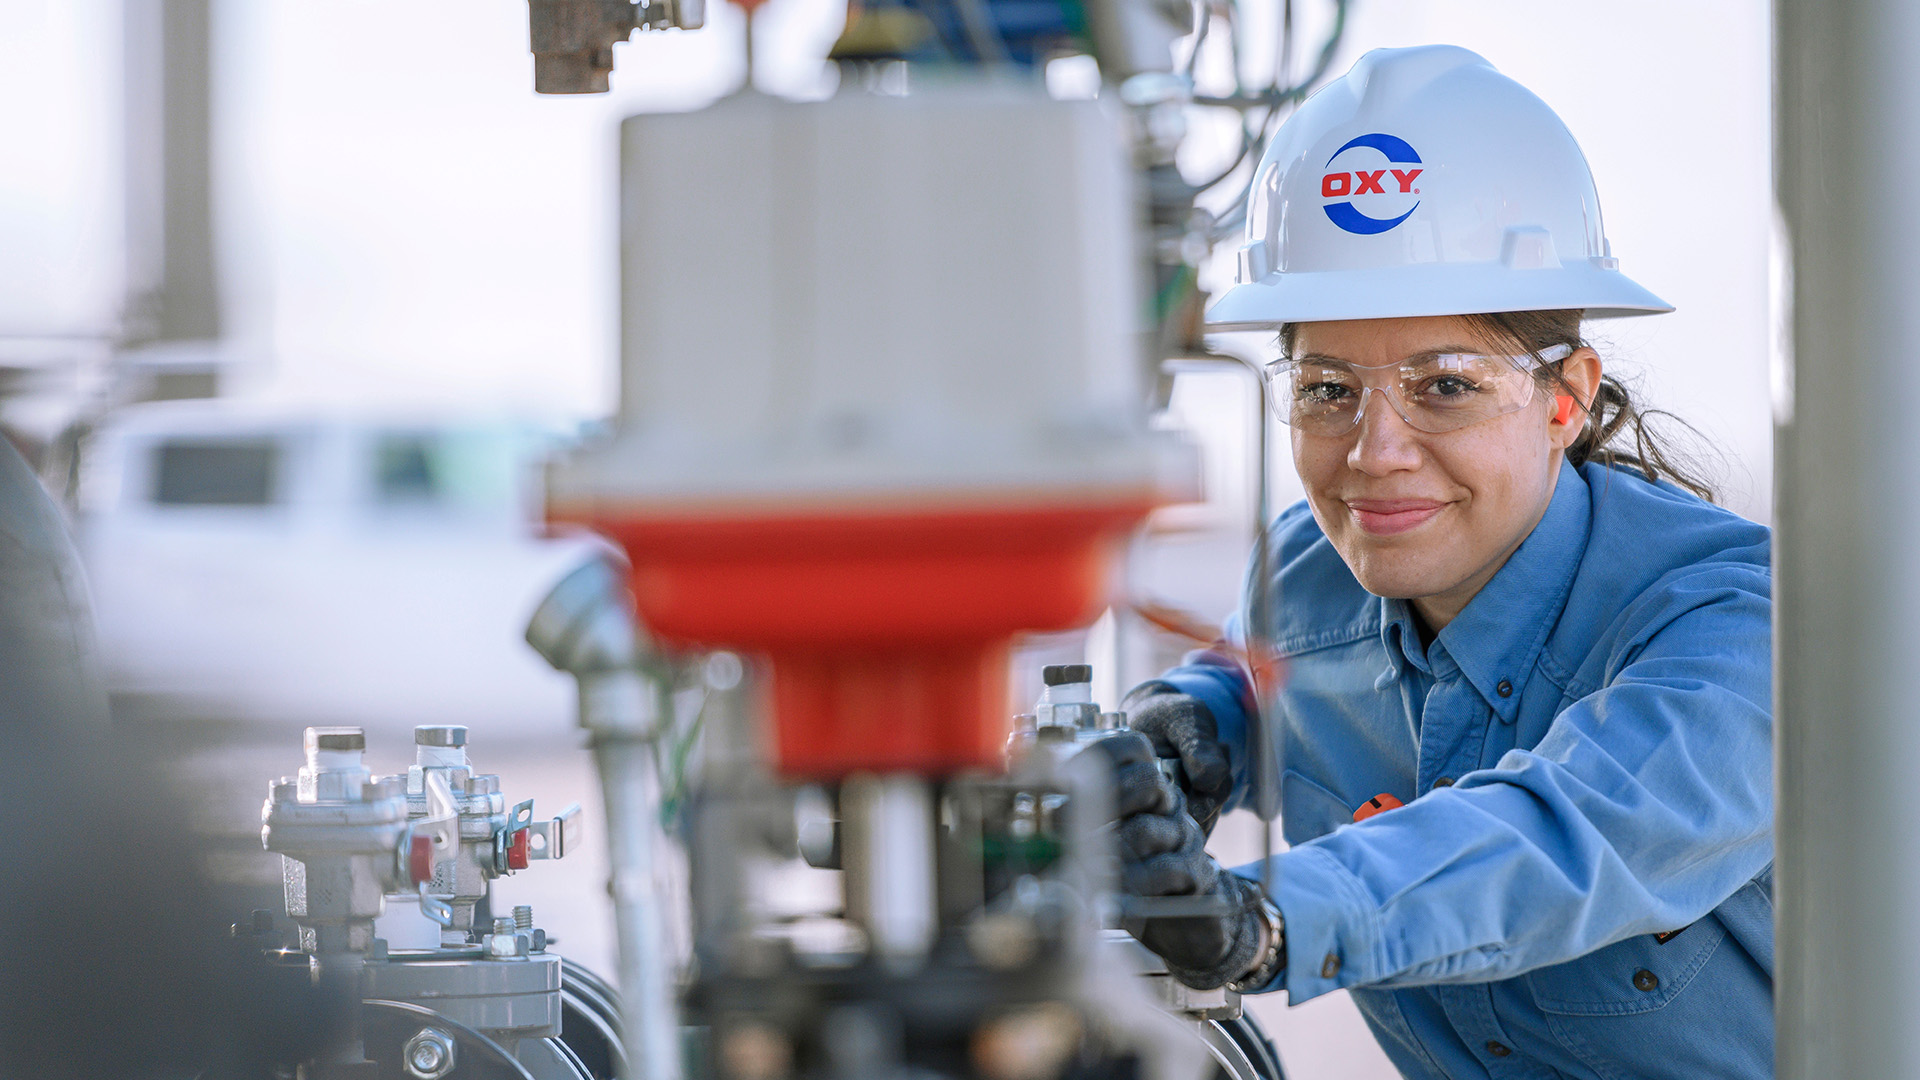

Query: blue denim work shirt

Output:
[1161, 460, 1774, 1079]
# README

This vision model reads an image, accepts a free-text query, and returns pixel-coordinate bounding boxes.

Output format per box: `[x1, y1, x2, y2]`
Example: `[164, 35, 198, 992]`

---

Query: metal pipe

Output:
[1774, 2, 1920, 1074]
[593, 716, 682, 1080]
[841, 774, 938, 972]
[525, 557, 682, 1080]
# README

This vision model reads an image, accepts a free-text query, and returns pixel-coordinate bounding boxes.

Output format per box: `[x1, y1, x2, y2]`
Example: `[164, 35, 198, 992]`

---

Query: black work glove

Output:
[1088, 731, 1272, 991]
[1122, 681, 1234, 836]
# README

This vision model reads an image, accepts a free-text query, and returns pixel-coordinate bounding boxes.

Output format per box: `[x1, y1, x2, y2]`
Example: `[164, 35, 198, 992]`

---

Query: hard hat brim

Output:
[1204, 262, 1674, 329]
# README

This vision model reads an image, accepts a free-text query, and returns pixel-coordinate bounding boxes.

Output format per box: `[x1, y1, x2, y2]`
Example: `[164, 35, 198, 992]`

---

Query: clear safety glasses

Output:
[1265, 343, 1573, 436]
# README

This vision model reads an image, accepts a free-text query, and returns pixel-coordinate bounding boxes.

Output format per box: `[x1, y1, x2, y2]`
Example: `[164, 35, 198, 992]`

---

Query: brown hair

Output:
[1281, 309, 1719, 503]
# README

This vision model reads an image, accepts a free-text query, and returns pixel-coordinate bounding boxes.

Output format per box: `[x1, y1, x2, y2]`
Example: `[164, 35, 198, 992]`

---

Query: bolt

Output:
[307, 727, 366, 752]
[414, 725, 468, 748]
[485, 917, 530, 960]
[513, 904, 533, 931]
[402, 1027, 456, 1079]
[1041, 664, 1092, 687]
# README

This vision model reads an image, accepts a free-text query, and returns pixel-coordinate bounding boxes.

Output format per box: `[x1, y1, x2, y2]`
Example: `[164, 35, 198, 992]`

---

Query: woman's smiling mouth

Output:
[1346, 498, 1448, 535]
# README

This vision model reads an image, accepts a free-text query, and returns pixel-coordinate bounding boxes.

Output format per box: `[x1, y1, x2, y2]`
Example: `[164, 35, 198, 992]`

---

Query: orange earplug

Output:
[1555, 395, 1578, 427]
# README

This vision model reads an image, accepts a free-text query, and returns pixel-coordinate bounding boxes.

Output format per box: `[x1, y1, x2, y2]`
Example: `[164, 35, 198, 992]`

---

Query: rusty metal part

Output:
[528, 0, 639, 94]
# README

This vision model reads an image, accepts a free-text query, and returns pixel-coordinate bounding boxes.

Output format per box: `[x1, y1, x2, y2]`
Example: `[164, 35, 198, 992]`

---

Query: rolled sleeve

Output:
[1232, 846, 1386, 1001]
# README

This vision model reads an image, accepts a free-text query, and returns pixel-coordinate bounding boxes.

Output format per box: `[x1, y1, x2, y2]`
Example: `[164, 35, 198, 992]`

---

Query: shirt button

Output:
[1633, 968, 1660, 992]
[1496, 679, 1513, 698]
[1320, 953, 1341, 979]
[1485, 1041, 1512, 1057]
[1432, 777, 1454, 789]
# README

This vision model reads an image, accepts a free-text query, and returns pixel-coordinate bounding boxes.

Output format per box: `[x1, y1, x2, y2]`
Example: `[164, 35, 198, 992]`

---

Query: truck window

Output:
[152, 439, 281, 506]
[374, 433, 441, 504]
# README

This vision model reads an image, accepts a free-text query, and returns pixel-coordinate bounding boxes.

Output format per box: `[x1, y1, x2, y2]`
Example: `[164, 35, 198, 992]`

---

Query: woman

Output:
[1101, 45, 1773, 1079]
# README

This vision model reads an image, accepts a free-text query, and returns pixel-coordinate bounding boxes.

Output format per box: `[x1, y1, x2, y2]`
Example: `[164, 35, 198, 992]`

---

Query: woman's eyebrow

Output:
[1292, 344, 1489, 364]
[1405, 343, 1487, 358]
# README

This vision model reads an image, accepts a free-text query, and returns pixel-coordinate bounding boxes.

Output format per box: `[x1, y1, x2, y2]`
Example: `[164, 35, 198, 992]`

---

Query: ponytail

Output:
[1465, 310, 1719, 503]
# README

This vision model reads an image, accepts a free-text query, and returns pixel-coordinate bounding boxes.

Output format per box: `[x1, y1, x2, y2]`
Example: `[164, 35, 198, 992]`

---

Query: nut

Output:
[414, 726, 468, 748]
[308, 727, 366, 752]
[485, 918, 530, 960]
[402, 1027, 456, 1079]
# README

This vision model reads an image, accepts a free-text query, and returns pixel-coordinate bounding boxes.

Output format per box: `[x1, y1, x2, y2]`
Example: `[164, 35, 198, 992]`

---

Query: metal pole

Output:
[594, 721, 684, 1080]
[525, 559, 683, 1080]
[1775, 1, 1920, 1074]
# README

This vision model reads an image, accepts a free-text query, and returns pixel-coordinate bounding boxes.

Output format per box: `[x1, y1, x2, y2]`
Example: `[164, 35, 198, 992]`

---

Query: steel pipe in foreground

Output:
[1776, 1, 1920, 1074]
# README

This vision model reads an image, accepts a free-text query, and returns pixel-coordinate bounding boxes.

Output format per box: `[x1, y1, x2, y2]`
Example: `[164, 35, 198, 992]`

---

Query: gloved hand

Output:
[1088, 731, 1277, 991]
[1122, 682, 1234, 836]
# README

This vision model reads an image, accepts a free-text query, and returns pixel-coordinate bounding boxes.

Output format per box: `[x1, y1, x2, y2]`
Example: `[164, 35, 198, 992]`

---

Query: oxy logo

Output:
[1321, 133, 1423, 236]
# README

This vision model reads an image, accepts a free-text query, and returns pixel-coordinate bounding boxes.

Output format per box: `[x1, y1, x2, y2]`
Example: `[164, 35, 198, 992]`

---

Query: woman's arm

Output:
[1264, 564, 1772, 1002]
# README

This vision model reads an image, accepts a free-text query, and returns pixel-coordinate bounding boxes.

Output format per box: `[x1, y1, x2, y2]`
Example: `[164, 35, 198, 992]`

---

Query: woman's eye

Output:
[1417, 375, 1481, 399]
[1299, 381, 1357, 404]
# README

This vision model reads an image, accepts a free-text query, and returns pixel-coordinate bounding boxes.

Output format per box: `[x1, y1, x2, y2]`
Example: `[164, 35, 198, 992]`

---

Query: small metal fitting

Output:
[514, 904, 534, 931]
[485, 917, 531, 960]
[310, 727, 366, 752]
[414, 725, 468, 748]
[401, 1026, 457, 1079]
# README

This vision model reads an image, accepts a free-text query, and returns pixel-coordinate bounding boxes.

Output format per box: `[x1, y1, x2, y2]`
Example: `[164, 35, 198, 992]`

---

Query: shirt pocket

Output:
[1526, 918, 1726, 1015]
[1521, 919, 1771, 1080]
[1280, 769, 1351, 846]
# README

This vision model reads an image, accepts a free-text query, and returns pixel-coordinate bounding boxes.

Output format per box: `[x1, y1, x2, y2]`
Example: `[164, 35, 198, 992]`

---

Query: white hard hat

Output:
[1207, 45, 1672, 328]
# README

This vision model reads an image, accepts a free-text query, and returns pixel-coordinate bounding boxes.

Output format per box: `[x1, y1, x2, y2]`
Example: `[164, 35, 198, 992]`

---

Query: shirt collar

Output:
[1374, 459, 1592, 718]
[1378, 598, 1430, 683]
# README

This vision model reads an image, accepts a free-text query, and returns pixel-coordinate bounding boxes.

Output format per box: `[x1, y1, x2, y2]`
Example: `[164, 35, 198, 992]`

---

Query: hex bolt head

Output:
[307, 727, 366, 752]
[414, 725, 468, 748]
[402, 1027, 456, 1079]
[1042, 664, 1092, 687]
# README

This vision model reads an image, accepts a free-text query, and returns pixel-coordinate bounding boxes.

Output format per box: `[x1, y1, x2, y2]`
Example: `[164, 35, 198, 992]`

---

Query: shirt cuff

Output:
[1231, 846, 1382, 1003]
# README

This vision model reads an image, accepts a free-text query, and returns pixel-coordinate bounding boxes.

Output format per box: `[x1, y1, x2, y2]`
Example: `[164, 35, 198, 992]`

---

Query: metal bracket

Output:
[526, 803, 584, 860]
[510, 799, 536, 830]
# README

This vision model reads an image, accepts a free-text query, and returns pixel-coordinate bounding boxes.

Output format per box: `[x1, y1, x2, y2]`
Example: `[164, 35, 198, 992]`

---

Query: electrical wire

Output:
[1191, 0, 1345, 108]
[1192, 0, 1348, 238]
[950, 0, 1012, 65]
[1178, 0, 1212, 80]
[1274, 0, 1293, 97]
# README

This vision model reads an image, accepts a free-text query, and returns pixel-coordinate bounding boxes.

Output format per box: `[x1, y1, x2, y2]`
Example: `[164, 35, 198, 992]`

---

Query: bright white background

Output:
[2, 0, 1772, 519]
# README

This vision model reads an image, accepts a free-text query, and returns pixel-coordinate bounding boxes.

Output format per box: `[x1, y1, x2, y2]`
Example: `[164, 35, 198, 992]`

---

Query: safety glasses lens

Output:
[1266, 352, 1542, 435]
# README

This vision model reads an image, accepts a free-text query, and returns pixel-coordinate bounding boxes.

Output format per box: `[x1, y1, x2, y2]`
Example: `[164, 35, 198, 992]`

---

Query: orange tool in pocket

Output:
[1353, 793, 1404, 823]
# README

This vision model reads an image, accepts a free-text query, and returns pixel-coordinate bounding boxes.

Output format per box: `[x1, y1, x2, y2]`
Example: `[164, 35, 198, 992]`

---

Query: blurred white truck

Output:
[76, 399, 608, 740]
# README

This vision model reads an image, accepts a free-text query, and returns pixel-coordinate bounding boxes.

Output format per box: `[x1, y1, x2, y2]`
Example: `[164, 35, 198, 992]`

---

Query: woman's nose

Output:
[1346, 389, 1423, 475]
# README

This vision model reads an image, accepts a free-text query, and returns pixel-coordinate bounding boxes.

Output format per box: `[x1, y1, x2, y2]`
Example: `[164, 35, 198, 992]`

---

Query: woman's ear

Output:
[1550, 347, 1603, 449]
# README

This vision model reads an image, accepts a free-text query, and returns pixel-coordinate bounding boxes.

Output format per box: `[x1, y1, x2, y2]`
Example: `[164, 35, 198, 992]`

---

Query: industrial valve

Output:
[403, 724, 582, 944]
[259, 724, 601, 1080]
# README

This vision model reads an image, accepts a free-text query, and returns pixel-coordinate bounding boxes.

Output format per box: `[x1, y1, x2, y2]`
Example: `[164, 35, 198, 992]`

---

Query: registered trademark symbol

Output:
[1413, 189, 1420, 194]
